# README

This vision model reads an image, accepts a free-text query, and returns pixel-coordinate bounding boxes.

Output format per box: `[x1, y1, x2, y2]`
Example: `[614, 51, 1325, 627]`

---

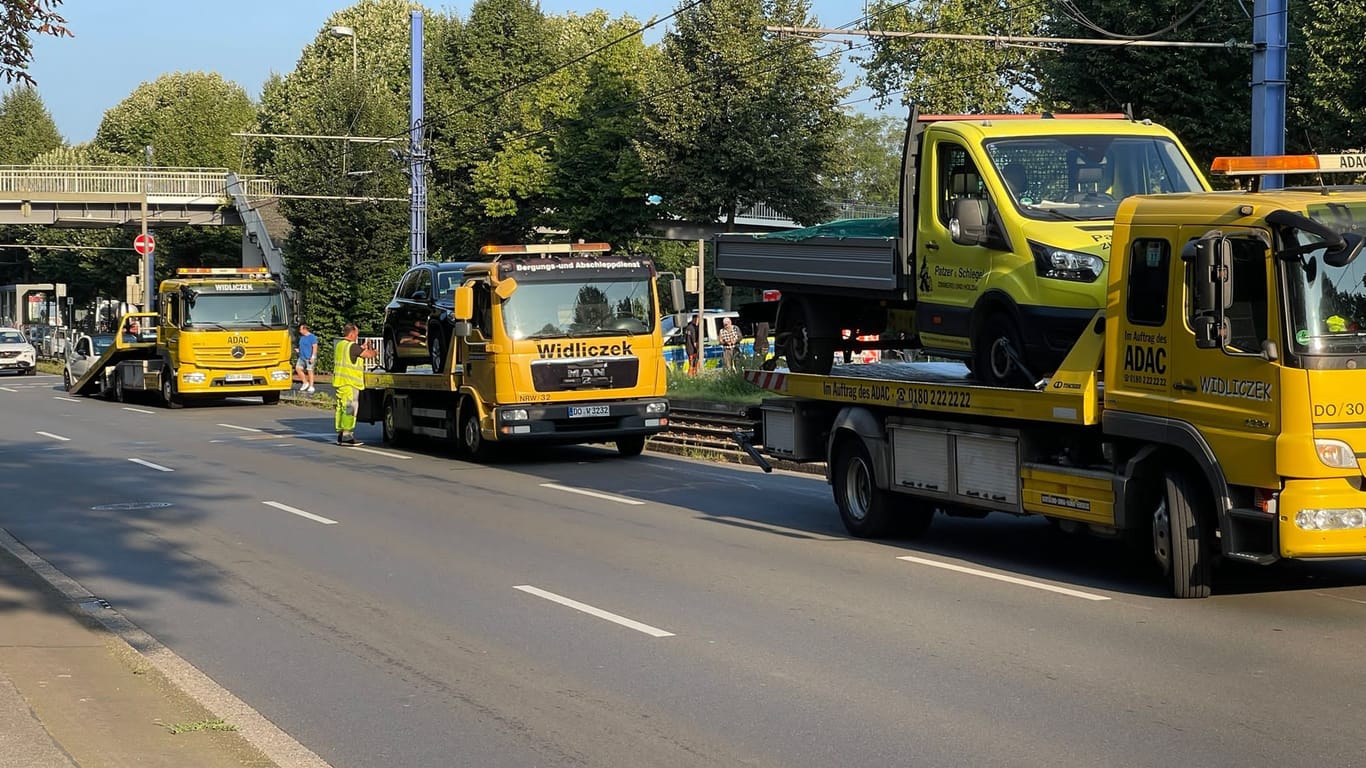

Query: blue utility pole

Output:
[1251, 0, 1288, 189]
[410, 11, 428, 266]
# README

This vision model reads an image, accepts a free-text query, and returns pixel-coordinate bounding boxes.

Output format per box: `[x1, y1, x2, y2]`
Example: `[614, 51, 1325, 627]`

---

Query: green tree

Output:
[1031, 2, 1249, 171]
[0, 0, 70, 86]
[823, 111, 902, 207]
[0, 86, 61, 163]
[1292, 0, 1366, 152]
[643, 0, 847, 227]
[853, 0, 1045, 114]
[93, 72, 255, 168]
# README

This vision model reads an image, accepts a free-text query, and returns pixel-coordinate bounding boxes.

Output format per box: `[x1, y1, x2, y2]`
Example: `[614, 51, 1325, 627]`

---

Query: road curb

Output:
[0, 528, 334, 768]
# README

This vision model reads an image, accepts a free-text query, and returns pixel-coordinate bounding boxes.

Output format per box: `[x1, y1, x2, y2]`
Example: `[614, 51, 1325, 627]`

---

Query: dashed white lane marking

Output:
[122, 406, 155, 414]
[348, 445, 411, 460]
[540, 483, 644, 506]
[262, 501, 338, 526]
[35, 431, 70, 442]
[896, 555, 1111, 601]
[128, 458, 174, 473]
[54, 396, 80, 403]
[514, 585, 674, 638]
[218, 423, 263, 433]
[0, 386, 17, 392]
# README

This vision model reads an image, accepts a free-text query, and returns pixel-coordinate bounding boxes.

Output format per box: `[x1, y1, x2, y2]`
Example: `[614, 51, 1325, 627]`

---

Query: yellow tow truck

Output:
[356, 243, 670, 460]
[67, 267, 293, 407]
[739, 153, 1366, 597]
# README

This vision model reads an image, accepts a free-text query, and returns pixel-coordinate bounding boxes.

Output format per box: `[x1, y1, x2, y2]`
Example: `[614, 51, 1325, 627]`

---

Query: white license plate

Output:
[568, 405, 610, 418]
[225, 373, 254, 383]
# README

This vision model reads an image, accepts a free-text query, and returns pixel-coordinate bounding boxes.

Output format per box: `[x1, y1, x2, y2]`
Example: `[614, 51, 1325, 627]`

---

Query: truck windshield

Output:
[185, 291, 288, 329]
[985, 135, 1203, 221]
[1283, 202, 1366, 354]
[503, 278, 655, 340]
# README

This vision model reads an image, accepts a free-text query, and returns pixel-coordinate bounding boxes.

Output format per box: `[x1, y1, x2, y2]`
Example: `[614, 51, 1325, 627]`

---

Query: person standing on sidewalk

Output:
[333, 323, 376, 445]
[719, 316, 741, 371]
[683, 313, 700, 377]
[295, 323, 318, 392]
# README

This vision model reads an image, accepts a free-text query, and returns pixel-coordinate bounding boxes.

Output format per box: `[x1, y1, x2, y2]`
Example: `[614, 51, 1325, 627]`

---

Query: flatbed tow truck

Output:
[737, 153, 1366, 597]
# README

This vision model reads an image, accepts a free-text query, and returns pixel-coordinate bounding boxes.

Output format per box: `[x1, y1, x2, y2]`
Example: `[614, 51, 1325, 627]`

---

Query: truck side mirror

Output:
[1190, 234, 1232, 349]
[949, 198, 988, 246]
[453, 285, 473, 321]
[452, 321, 472, 338]
[494, 277, 518, 301]
[670, 278, 685, 312]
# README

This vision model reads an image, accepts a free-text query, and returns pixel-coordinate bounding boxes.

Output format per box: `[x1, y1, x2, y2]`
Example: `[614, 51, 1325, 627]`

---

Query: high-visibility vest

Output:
[333, 339, 364, 389]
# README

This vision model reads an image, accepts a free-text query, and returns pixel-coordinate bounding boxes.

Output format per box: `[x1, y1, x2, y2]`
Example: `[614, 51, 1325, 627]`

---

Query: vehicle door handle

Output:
[924, 241, 939, 251]
[1174, 381, 1197, 392]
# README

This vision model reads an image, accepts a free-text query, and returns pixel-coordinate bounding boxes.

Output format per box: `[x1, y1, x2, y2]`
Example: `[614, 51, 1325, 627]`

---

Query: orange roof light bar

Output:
[175, 267, 272, 276]
[1211, 153, 1366, 175]
[479, 242, 612, 256]
[918, 113, 1127, 122]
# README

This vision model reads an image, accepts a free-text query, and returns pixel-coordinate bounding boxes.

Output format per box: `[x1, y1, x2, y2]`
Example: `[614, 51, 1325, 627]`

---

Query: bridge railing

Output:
[734, 200, 899, 226]
[0, 166, 278, 199]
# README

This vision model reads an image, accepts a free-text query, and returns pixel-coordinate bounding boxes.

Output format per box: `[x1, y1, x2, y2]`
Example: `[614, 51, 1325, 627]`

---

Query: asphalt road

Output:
[3, 373, 1366, 767]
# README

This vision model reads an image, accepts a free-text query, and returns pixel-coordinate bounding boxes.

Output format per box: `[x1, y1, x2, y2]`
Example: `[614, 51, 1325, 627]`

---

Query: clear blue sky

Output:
[28, 0, 881, 145]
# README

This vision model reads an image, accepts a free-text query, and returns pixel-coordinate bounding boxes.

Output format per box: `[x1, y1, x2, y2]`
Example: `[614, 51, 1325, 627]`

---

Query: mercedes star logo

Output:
[231, 345, 245, 359]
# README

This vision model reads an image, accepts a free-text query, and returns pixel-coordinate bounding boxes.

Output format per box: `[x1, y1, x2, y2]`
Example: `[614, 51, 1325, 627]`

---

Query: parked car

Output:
[63, 333, 115, 390]
[661, 310, 764, 369]
[0, 327, 37, 375]
[380, 261, 476, 373]
[43, 327, 69, 359]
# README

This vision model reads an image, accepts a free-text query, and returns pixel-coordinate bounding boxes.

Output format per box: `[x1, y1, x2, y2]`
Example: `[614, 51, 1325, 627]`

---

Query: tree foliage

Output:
[823, 112, 903, 206]
[1291, 0, 1366, 152]
[0, 86, 61, 163]
[0, 0, 69, 86]
[643, 0, 847, 227]
[93, 72, 255, 168]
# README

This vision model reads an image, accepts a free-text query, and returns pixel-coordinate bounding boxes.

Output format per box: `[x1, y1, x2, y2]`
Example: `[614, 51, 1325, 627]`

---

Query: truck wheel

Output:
[459, 405, 491, 462]
[1153, 471, 1213, 598]
[781, 297, 834, 375]
[429, 327, 447, 373]
[262, 391, 281, 405]
[161, 369, 183, 409]
[973, 312, 1026, 387]
[833, 438, 894, 538]
[616, 435, 646, 457]
[114, 373, 127, 403]
[383, 332, 406, 373]
[382, 396, 406, 446]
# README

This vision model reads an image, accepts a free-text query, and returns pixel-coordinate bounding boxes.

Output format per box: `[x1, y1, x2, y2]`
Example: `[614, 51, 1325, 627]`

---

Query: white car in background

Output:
[0, 327, 37, 375]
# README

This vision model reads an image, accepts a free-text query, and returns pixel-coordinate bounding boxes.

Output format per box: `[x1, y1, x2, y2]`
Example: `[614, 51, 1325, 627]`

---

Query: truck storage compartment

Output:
[760, 398, 834, 462]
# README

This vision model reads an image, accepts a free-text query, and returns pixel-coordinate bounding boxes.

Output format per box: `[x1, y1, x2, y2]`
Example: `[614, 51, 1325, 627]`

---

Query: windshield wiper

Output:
[186, 322, 228, 331]
[1033, 207, 1085, 221]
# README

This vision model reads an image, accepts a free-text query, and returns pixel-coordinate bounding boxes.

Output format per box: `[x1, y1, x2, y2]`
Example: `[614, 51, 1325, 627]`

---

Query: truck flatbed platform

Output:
[68, 336, 157, 396]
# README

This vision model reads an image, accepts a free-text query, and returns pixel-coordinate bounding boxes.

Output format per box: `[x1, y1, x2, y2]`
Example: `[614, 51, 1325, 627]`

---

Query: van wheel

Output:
[832, 438, 894, 538]
[973, 312, 1026, 387]
[383, 332, 406, 373]
[161, 369, 183, 409]
[616, 435, 646, 457]
[459, 404, 491, 462]
[780, 297, 834, 375]
[429, 327, 447, 373]
[1153, 471, 1213, 598]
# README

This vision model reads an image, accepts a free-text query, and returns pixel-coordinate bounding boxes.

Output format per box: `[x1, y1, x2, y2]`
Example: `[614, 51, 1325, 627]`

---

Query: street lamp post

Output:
[331, 26, 357, 73]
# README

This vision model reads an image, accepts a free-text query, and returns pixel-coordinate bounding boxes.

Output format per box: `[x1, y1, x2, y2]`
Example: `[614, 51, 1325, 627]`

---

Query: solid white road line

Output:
[218, 423, 263, 433]
[348, 445, 411, 460]
[122, 406, 155, 414]
[53, 396, 80, 403]
[0, 386, 16, 392]
[540, 483, 644, 506]
[513, 585, 674, 638]
[896, 555, 1111, 601]
[262, 501, 338, 526]
[35, 431, 70, 442]
[128, 458, 174, 473]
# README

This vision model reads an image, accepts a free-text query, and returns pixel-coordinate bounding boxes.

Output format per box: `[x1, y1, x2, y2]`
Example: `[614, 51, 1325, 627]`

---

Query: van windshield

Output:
[985, 135, 1204, 221]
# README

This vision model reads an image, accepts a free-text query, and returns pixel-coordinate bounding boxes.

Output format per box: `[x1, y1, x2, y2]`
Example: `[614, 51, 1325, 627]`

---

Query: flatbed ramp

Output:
[68, 338, 157, 397]
[744, 361, 1100, 425]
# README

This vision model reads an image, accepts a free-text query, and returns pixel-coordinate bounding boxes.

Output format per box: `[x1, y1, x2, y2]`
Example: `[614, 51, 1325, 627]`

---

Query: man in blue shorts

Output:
[295, 323, 318, 392]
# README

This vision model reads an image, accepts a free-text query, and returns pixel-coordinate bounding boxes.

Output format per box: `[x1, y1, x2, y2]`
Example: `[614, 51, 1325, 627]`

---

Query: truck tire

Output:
[459, 404, 492, 462]
[973, 311, 1027, 387]
[780, 297, 834, 375]
[429, 327, 448, 373]
[1153, 471, 1213, 598]
[833, 437, 894, 538]
[383, 332, 406, 373]
[382, 396, 406, 446]
[114, 372, 126, 403]
[262, 391, 281, 405]
[616, 435, 646, 457]
[161, 369, 183, 409]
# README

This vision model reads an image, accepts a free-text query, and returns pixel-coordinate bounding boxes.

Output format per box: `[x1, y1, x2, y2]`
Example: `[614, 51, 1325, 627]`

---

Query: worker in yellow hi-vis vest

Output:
[333, 322, 377, 445]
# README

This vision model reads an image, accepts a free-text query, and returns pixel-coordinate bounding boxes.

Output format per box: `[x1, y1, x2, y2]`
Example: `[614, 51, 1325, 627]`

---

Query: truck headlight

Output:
[503, 408, 529, 422]
[1030, 241, 1103, 282]
[183, 372, 206, 384]
[271, 370, 291, 381]
[646, 401, 668, 415]
[1295, 508, 1366, 531]
[1314, 438, 1358, 469]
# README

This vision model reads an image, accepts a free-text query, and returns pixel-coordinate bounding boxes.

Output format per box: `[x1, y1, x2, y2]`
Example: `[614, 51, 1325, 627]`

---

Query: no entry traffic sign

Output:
[133, 233, 156, 256]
